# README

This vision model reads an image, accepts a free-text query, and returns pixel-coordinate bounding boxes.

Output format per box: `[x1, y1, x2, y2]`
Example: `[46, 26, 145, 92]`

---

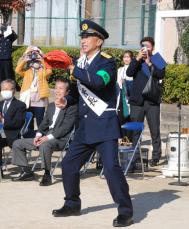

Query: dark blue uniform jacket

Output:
[0, 31, 17, 60]
[70, 52, 121, 144]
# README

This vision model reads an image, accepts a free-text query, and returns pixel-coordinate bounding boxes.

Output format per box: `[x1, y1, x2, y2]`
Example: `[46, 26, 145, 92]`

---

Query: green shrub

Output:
[12, 46, 189, 104]
[163, 64, 189, 104]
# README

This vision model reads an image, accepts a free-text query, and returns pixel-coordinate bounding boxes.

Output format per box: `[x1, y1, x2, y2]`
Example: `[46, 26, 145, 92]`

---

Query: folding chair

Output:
[2, 112, 33, 170]
[31, 127, 75, 180]
[120, 122, 145, 177]
[100, 122, 145, 178]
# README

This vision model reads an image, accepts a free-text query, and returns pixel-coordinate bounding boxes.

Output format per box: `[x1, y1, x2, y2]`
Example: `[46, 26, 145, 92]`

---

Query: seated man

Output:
[12, 79, 78, 186]
[0, 79, 26, 178]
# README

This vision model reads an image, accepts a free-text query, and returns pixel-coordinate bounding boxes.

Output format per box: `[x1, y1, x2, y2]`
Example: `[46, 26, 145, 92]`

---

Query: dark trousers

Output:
[130, 100, 161, 160]
[0, 60, 15, 82]
[61, 139, 133, 217]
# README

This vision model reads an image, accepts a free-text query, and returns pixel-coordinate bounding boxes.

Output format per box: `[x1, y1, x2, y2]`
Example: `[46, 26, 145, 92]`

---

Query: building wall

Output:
[21, 0, 157, 49]
[157, 0, 179, 63]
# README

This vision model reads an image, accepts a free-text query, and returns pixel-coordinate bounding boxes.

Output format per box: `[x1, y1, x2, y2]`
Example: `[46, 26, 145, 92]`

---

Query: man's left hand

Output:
[35, 136, 48, 146]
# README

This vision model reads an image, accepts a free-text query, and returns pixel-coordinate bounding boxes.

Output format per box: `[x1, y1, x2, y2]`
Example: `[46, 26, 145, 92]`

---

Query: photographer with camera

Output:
[126, 37, 166, 167]
[0, 24, 17, 82]
[15, 46, 52, 136]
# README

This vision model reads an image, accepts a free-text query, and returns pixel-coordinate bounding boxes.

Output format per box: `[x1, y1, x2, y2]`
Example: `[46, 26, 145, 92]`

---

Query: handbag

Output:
[142, 66, 162, 103]
[20, 89, 31, 108]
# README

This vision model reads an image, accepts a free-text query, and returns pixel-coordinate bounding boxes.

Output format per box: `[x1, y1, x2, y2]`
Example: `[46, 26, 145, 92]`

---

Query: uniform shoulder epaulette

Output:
[100, 52, 112, 59]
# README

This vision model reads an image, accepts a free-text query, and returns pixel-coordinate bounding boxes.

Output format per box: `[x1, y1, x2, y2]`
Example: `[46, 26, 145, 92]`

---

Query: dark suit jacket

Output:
[126, 58, 165, 106]
[37, 103, 78, 149]
[0, 97, 26, 147]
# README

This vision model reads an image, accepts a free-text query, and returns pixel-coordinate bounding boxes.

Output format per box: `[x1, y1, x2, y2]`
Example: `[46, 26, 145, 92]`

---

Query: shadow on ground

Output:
[81, 189, 180, 223]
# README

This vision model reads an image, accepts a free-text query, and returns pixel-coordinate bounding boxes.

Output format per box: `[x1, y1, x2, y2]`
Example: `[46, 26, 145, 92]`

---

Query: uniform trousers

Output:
[130, 100, 161, 160]
[62, 139, 133, 217]
[12, 138, 62, 171]
[0, 60, 15, 82]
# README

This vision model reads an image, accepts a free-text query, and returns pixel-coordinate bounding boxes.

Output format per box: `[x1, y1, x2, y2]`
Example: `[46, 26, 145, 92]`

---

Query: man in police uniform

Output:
[52, 19, 133, 227]
[0, 24, 17, 82]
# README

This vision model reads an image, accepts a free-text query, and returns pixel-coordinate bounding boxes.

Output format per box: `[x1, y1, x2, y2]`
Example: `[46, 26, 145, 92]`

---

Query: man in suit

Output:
[52, 20, 133, 227]
[0, 79, 26, 178]
[12, 79, 78, 186]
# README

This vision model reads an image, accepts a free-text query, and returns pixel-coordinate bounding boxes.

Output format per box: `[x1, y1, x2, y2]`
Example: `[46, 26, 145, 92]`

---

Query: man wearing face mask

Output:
[0, 79, 26, 178]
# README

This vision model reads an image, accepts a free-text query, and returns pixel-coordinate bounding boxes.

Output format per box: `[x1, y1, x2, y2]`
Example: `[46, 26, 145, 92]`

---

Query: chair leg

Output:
[139, 146, 144, 178]
[2, 149, 12, 171]
[31, 155, 41, 172]
[80, 152, 95, 174]
[99, 167, 104, 178]
[50, 150, 66, 180]
[124, 150, 136, 176]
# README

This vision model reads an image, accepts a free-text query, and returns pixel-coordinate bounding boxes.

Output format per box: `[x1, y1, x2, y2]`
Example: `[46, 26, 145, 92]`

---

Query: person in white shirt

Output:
[11, 79, 78, 185]
[117, 50, 133, 90]
[117, 50, 133, 127]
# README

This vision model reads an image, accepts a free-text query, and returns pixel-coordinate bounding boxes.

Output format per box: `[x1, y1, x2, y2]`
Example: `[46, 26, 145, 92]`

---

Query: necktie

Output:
[84, 62, 89, 70]
[2, 101, 8, 116]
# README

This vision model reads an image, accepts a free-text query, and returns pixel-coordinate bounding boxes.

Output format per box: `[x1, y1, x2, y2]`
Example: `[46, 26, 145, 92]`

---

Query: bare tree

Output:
[173, 0, 189, 63]
[0, 0, 33, 44]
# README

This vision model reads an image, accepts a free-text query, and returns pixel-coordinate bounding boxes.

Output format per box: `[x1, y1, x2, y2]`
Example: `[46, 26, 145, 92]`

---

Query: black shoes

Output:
[149, 159, 159, 167]
[113, 215, 133, 227]
[40, 174, 52, 186]
[12, 171, 35, 181]
[52, 205, 81, 217]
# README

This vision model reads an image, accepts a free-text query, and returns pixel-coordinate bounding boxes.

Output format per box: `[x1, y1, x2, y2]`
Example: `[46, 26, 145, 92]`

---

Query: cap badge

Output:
[82, 23, 88, 31]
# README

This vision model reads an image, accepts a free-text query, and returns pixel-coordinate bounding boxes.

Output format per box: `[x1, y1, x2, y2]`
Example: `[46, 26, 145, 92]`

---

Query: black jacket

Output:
[126, 58, 165, 106]
[0, 97, 26, 141]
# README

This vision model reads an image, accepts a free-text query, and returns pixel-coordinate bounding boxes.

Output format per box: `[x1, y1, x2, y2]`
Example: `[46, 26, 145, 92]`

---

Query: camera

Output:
[28, 51, 39, 61]
[141, 44, 148, 52]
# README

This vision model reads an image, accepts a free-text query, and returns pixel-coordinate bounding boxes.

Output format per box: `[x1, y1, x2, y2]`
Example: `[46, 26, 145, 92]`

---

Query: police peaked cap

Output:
[80, 19, 109, 40]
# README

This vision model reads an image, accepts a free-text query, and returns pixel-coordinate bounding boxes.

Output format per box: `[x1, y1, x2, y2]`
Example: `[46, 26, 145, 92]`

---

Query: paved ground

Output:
[1, 94, 189, 228]
[1, 148, 189, 229]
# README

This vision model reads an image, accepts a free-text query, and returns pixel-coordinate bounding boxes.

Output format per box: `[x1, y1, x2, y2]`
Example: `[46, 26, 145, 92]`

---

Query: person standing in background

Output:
[0, 24, 17, 82]
[117, 50, 133, 127]
[16, 46, 52, 136]
[126, 37, 166, 167]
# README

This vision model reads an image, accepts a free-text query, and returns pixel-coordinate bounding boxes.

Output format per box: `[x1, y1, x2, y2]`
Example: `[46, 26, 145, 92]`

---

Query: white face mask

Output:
[1, 90, 13, 100]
